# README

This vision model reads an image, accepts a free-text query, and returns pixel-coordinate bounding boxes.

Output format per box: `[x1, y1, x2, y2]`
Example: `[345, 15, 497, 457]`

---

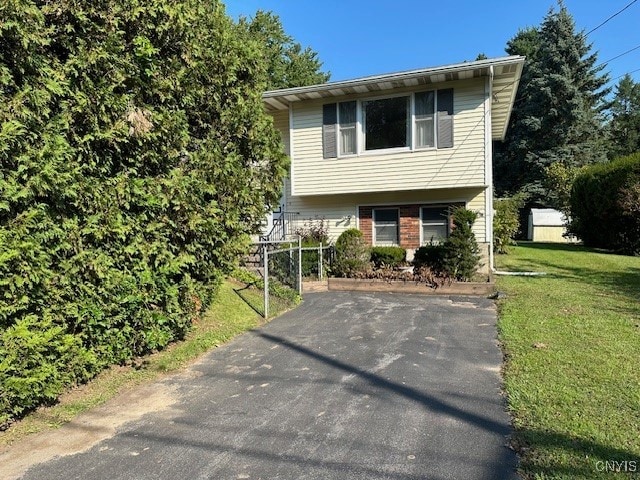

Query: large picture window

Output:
[363, 96, 409, 151]
[373, 208, 399, 246]
[322, 89, 454, 158]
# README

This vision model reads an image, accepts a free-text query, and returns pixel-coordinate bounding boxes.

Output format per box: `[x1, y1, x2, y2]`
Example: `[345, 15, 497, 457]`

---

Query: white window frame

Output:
[337, 101, 357, 156]
[361, 93, 412, 154]
[419, 203, 465, 245]
[372, 207, 400, 246]
[413, 91, 437, 150]
[335, 89, 446, 158]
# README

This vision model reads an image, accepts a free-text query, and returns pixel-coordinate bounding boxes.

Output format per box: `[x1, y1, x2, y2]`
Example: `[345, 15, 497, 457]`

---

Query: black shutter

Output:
[437, 89, 454, 149]
[323, 103, 337, 158]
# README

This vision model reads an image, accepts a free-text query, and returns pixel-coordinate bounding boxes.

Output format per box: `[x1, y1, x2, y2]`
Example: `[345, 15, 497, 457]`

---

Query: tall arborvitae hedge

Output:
[0, 0, 288, 426]
[570, 153, 640, 255]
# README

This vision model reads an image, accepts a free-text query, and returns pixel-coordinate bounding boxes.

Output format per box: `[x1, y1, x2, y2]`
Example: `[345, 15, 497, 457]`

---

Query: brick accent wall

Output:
[358, 204, 420, 249]
[399, 205, 420, 249]
[358, 206, 373, 245]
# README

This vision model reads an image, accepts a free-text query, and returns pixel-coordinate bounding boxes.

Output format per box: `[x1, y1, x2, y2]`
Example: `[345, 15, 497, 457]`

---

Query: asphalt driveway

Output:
[14, 291, 516, 480]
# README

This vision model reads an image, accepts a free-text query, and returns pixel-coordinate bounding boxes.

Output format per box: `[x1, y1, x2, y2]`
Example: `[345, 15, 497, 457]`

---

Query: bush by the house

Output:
[493, 193, 527, 254]
[442, 207, 481, 281]
[412, 208, 480, 281]
[333, 229, 370, 277]
[413, 244, 447, 276]
[370, 246, 406, 268]
[570, 152, 640, 254]
[0, 1, 288, 427]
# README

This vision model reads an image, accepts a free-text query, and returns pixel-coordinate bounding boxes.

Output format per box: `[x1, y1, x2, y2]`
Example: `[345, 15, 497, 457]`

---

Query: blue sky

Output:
[225, 0, 640, 89]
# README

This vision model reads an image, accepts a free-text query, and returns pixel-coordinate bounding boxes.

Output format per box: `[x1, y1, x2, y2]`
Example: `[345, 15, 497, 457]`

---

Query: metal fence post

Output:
[319, 242, 323, 280]
[263, 243, 269, 319]
[297, 235, 302, 294]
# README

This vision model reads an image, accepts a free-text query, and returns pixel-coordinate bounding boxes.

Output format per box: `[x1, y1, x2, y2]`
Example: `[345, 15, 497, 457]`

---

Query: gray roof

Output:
[263, 55, 525, 141]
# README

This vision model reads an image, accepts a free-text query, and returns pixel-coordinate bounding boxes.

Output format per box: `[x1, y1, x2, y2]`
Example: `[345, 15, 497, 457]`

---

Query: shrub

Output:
[294, 218, 330, 277]
[370, 246, 406, 268]
[442, 207, 481, 281]
[413, 244, 447, 276]
[493, 192, 527, 254]
[294, 217, 329, 244]
[0, 1, 288, 425]
[570, 152, 640, 254]
[0, 317, 97, 427]
[333, 229, 370, 277]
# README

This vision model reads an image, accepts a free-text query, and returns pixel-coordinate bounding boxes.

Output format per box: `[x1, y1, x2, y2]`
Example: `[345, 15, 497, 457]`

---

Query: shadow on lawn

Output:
[510, 243, 640, 309]
[232, 283, 265, 318]
[515, 427, 640, 479]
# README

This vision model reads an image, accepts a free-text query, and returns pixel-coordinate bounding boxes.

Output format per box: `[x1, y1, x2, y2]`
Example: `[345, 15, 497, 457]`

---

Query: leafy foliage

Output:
[494, 193, 527, 254]
[413, 244, 447, 276]
[607, 74, 640, 159]
[569, 153, 640, 255]
[237, 11, 330, 90]
[333, 229, 370, 277]
[0, 0, 291, 426]
[369, 246, 406, 268]
[413, 208, 480, 280]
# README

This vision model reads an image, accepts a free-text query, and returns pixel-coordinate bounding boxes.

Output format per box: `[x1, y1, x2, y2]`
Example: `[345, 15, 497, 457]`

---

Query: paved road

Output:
[17, 292, 516, 480]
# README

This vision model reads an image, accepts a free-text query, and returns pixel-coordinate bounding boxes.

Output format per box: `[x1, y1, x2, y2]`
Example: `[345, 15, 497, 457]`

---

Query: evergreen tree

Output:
[608, 74, 640, 159]
[237, 11, 330, 89]
[0, 0, 306, 424]
[494, 3, 609, 204]
[442, 208, 480, 281]
[493, 27, 541, 197]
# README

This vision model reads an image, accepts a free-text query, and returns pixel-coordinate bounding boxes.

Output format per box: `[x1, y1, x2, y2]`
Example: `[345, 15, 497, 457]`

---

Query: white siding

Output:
[289, 79, 487, 196]
[271, 109, 290, 155]
[284, 185, 487, 243]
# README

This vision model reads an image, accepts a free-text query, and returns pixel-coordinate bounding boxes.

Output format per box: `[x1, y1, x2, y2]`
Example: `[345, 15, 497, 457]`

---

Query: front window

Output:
[321, 89, 454, 159]
[373, 208, 400, 245]
[415, 91, 435, 148]
[363, 96, 409, 151]
[421, 206, 449, 244]
[339, 101, 357, 155]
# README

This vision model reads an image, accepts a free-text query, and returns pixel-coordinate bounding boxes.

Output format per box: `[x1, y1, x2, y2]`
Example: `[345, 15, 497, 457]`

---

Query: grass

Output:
[496, 243, 640, 479]
[0, 277, 299, 447]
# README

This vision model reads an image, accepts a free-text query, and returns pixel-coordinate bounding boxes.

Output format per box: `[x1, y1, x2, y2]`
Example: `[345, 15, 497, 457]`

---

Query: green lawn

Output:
[496, 243, 640, 479]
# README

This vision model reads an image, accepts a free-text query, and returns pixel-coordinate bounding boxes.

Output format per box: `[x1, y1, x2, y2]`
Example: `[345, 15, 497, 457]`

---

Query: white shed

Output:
[528, 208, 574, 243]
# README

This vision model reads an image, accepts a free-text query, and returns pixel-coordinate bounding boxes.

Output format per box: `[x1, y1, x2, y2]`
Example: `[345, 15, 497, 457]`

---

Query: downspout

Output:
[487, 65, 495, 273]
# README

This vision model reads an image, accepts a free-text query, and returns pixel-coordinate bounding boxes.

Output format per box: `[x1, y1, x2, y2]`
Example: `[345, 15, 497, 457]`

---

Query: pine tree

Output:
[494, 3, 609, 204]
[442, 208, 480, 281]
[608, 74, 640, 159]
[493, 27, 541, 197]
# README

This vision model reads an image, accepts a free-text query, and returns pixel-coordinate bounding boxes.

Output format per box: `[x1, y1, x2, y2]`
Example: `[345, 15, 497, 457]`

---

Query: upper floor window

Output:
[322, 89, 454, 159]
[363, 96, 410, 151]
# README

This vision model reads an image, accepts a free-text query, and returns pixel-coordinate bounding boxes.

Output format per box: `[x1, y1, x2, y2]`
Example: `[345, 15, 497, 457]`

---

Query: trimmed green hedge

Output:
[370, 246, 406, 267]
[333, 229, 370, 276]
[570, 153, 640, 254]
[0, 1, 287, 426]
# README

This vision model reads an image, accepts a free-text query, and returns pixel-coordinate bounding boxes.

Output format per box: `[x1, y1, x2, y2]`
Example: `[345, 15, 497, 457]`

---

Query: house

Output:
[528, 208, 576, 243]
[262, 56, 524, 272]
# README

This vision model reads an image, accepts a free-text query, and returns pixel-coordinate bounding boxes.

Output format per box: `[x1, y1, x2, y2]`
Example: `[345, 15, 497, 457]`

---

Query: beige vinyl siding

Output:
[290, 79, 487, 196]
[271, 109, 290, 155]
[284, 185, 487, 243]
